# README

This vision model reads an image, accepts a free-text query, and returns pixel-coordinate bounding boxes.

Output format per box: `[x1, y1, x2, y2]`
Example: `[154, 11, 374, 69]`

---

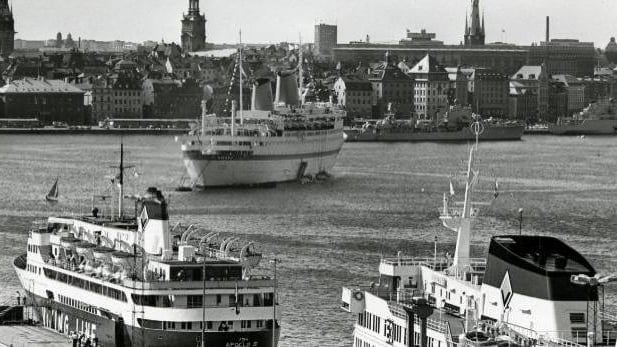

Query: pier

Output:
[0, 325, 68, 347]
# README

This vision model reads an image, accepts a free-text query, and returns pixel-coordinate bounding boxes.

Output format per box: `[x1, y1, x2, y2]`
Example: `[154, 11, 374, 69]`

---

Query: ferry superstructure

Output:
[341, 126, 617, 347]
[176, 47, 345, 188]
[13, 156, 280, 346]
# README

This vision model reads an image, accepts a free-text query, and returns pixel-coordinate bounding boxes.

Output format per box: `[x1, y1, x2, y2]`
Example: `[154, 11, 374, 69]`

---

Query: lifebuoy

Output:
[354, 291, 364, 301]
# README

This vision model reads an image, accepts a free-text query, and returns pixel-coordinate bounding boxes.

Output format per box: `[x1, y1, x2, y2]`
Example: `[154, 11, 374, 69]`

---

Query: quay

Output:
[0, 127, 189, 135]
[0, 325, 69, 347]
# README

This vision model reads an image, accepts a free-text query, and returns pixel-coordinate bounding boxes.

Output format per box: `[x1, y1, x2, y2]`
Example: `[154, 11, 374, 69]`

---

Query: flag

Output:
[449, 180, 455, 196]
[494, 180, 499, 199]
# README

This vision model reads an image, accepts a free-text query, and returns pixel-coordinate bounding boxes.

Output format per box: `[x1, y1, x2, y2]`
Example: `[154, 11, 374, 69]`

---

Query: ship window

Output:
[570, 313, 585, 323]
[187, 295, 202, 308]
[207, 321, 212, 329]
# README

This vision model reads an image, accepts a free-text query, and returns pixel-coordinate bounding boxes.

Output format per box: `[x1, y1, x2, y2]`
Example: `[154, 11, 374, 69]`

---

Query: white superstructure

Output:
[14, 186, 280, 347]
[341, 126, 617, 347]
[176, 51, 345, 188]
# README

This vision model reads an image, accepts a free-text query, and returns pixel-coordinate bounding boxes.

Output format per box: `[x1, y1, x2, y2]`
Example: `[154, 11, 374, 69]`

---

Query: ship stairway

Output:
[296, 161, 308, 181]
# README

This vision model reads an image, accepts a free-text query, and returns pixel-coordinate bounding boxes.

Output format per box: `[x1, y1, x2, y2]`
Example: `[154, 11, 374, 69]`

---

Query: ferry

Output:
[13, 145, 280, 347]
[175, 47, 345, 188]
[341, 123, 617, 347]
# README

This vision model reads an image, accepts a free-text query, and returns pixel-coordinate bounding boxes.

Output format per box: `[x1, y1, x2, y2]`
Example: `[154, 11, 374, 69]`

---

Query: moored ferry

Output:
[341, 124, 617, 347]
[13, 151, 280, 346]
[175, 47, 345, 188]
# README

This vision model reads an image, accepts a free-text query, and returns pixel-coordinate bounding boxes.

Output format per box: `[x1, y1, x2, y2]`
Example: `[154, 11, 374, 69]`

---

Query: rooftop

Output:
[0, 78, 85, 94]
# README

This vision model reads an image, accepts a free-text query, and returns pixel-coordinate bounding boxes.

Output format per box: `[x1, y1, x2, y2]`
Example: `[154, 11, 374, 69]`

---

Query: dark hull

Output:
[26, 292, 278, 347]
[344, 126, 524, 142]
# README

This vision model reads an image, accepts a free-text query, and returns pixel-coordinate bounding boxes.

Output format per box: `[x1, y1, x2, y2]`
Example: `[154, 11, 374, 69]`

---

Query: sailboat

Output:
[45, 178, 59, 202]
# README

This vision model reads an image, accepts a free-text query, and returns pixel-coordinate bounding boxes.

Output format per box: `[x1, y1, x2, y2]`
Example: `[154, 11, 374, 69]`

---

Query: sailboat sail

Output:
[46, 179, 58, 202]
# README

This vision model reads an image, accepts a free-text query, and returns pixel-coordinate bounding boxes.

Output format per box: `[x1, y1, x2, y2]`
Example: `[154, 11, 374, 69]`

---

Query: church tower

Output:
[181, 0, 206, 52]
[0, 0, 14, 56]
[464, 0, 485, 46]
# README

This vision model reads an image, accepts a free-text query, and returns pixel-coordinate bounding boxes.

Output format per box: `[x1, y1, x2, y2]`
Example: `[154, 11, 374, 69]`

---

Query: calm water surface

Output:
[1, 134, 617, 346]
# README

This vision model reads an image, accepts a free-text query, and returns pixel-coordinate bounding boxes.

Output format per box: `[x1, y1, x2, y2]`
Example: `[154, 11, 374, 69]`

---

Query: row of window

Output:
[58, 294, 97, 314]
[357, 311, 380, 334]
[43, 267, 128, 302]
[138, 319, 270, 331]
[28, 244, 41, 254]
[131, 292, 275, 308]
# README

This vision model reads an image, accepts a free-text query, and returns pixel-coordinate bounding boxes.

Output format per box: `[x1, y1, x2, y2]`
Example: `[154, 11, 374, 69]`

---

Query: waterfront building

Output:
[509, 82, 537, 121]
[333, 76, 373, 119]
[0, 77, 85, 124]
[314, 23, 337, 57]
[464, 0, 485, 46]
[0, 0, 14, 56]
[468, 68, 509, 117]
[368, 52, 414, 117]
[445, 67, 468, 106]
[91, 60, 144, 122]
[181, 0, 207, 52]
[408, 54, 449, 119]
[528, 39, 596, 77]
[552, 74, 585, 115]
[142, 78, 202, 119]
[511, 65, 549, 119]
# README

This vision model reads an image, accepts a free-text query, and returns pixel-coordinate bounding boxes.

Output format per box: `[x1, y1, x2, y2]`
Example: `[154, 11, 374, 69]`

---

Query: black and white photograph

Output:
[1, 0, 617, 346]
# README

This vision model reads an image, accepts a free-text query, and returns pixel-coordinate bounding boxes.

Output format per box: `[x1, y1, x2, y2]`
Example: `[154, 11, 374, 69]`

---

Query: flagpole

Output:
[239, 29, 243, 125]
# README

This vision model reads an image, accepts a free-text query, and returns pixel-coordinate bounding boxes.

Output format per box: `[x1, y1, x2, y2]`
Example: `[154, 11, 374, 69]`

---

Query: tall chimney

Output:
[545, 16, 550, 43]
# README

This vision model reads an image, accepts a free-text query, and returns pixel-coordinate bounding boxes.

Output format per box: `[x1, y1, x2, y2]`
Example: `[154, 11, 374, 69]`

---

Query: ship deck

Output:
[0, 325, 69, 347]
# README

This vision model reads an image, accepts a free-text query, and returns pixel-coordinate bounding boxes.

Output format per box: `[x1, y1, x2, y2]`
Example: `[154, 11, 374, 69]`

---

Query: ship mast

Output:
[239, 29, 243, 125]
[451, 122, 481, 272]
[298, 34, 303, 103]
[118, 141, 124, 219]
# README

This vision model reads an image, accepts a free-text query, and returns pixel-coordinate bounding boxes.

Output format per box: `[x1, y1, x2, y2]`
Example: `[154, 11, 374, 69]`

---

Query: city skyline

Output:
[11, 0, 617, 47]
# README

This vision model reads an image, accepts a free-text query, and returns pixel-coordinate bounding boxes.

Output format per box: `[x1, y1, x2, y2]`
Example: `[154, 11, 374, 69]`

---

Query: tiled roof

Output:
[0, 78, 85, 94]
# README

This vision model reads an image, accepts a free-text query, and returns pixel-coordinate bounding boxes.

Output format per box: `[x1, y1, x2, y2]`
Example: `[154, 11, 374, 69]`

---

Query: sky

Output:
[11, 0, 617, 48]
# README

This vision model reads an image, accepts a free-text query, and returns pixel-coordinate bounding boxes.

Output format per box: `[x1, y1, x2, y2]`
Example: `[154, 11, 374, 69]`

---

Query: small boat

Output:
[45, 178, 59, 202]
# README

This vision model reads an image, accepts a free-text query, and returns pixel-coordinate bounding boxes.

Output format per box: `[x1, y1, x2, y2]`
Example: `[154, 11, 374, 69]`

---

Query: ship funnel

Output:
[251, 78, 273, 111]
[138, 187, 171, 255]
[274, 70, 299, 106]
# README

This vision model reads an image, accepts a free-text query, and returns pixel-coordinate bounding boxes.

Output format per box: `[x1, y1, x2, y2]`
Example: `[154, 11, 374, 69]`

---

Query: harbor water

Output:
[1, 134, 617, 346]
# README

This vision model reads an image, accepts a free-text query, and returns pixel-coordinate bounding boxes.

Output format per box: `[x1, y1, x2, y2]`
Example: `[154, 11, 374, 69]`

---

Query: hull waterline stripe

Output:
[182, 148, 342, 161]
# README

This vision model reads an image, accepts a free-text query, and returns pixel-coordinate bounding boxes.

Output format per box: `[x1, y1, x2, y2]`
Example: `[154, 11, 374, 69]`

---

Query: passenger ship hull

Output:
[181, 131, 344, 187]
[14, 257, 279, 347]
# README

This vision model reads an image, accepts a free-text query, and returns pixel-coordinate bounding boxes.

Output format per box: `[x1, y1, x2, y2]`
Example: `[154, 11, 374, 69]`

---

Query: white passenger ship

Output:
[176, 48, 345, 188]
[341, 125, 617, 347]
[13, 150, 280, 347]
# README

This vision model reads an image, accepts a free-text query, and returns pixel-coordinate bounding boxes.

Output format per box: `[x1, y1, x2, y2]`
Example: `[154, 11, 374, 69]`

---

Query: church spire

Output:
[465, 10, 469, 35]
[482, 10, 485, 35]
